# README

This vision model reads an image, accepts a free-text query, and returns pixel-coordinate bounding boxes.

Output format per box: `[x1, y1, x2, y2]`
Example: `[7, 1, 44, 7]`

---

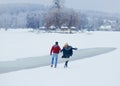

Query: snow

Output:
[0, 29, 120, 86]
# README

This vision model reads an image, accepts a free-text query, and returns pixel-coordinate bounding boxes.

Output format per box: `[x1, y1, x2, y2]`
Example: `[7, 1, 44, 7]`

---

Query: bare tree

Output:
[45, 0, 79, 32]
[53, 0, 65, 9]
[26, 13, 40, 29]
[49, 0, 65, 29]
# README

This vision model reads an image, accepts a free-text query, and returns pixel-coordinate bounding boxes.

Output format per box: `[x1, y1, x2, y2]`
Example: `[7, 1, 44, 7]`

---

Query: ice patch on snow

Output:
[0, 47, 116, 74]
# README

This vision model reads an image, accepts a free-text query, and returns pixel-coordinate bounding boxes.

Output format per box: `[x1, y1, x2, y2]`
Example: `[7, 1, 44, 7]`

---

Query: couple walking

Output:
[50, 41, 77, 68]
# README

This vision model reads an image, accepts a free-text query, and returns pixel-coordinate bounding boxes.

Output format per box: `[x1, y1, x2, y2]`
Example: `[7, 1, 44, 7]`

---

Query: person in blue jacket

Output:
[61, 43, 77, 68]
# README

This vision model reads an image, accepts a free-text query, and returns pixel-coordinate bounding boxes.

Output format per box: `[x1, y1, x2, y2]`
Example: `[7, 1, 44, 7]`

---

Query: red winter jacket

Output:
[50, 45, 61, 55]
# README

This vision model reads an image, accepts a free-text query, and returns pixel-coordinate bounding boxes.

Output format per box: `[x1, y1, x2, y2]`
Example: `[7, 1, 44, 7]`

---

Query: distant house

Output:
[49, 25, 56, 30]
[71, 26, 77, 30]
[39, 26, 46, 30]
[61, 26, 77, 33]
[61, 26, 76, 30]
[61, 26, 68, 30]
[99, 25, 112, 31]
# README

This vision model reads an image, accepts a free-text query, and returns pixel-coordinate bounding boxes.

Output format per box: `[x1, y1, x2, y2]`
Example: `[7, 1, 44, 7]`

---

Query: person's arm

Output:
[72, 47, 77, 50]
[61, 47, 64, 52]
[59, 46, 61, 53]
[50, 46, 54, 55]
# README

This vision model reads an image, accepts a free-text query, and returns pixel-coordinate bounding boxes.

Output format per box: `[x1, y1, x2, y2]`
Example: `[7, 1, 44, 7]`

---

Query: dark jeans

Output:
[64, 60, 69, 68]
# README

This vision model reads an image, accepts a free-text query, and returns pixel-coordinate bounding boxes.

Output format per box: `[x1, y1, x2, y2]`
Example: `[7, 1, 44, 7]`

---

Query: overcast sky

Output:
[0, 0, 120, 13]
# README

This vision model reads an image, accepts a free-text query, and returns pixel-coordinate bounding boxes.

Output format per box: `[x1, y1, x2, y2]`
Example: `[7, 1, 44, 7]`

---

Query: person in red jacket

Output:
[50, 41, 61, 68]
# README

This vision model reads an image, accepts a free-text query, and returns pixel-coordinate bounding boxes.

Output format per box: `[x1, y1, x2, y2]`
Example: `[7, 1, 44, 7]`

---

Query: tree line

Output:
[0, 1, 120, 31]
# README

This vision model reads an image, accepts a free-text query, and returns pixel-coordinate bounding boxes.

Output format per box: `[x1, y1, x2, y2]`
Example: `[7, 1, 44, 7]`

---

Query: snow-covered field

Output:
[0, 29, 120, 86]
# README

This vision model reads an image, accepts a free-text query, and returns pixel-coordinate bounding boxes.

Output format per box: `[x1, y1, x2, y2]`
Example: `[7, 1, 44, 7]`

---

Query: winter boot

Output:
[64, 60, 69, 68]
[51, 64, 53, 67]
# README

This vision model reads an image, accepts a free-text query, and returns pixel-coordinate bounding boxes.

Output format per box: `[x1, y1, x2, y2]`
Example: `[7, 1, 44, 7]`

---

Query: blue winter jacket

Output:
[61, 46, 77, 58]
